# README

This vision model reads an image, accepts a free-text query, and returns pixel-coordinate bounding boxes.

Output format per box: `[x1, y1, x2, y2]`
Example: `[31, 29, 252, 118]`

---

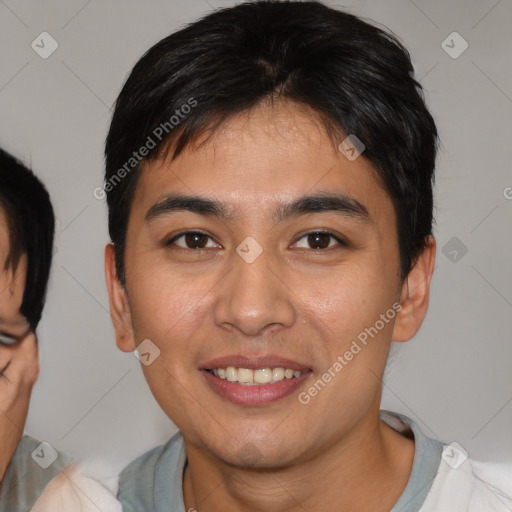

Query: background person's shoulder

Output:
[30, 459, 122, 512]
[0, 435, 70, 512]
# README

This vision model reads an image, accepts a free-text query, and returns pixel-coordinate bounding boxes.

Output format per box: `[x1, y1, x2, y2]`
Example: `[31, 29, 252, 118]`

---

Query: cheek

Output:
[126, 262, 221, 369]
[299, 263, 394, 343]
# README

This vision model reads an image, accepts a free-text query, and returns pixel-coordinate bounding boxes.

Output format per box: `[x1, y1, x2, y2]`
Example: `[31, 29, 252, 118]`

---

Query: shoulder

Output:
[31, 459, 122, 512]
[420, 444, 512, 511]
[118, 431, 186, 511]
[9, 435, 69, 472]
[0, 435, 70, 511]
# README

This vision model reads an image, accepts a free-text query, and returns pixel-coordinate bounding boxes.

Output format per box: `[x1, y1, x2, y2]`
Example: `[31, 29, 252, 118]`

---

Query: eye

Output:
[165, 230, 220, 250]
[293, 231, 347, 250]
[0, 333, 19, 347]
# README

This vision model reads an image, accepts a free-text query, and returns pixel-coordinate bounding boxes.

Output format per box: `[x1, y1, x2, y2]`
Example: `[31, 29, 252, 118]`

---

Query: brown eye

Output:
[184, 232, 208, 248]
[294, 231, 347, 250]
[166, 231, 220, 250]
[308, 233, 331, 249]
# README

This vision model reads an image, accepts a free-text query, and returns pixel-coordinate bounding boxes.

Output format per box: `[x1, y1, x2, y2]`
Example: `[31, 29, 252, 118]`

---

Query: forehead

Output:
[132, 101, 392, 222]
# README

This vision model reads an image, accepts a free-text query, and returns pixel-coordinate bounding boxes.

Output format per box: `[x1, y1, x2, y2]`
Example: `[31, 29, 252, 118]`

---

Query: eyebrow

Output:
[145, 192, 370, 224]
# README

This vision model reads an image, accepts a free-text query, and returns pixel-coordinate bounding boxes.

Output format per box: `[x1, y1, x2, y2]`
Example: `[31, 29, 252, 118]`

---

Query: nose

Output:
[213, 245, 296, 336]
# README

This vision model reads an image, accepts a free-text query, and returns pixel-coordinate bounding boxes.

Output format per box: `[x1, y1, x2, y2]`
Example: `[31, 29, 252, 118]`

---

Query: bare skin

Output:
[106, 99, 435, 511]
[0, 210, 39, 482]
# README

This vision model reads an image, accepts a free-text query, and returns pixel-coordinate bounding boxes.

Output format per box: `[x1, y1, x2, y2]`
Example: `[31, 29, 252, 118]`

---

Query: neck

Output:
[182, 409, 414, 512]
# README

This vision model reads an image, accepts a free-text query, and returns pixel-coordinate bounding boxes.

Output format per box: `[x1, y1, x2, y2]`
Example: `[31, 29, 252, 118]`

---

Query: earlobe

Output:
[391, 235, 436, 343]
[104, 243, 136, 353]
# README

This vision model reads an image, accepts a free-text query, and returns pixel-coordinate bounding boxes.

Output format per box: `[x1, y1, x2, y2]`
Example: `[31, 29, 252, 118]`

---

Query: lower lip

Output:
[201, 369, 311, 406]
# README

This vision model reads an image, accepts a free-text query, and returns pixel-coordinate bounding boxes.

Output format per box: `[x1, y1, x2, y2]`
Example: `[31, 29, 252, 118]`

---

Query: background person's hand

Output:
[0, 332, 39, 482]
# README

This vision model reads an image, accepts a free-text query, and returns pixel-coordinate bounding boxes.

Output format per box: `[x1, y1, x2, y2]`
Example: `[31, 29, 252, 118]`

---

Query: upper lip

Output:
[200, 355, 311, 372]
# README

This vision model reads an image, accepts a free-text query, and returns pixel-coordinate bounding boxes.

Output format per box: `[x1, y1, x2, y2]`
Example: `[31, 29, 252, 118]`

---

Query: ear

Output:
[104, 243, 136, 353]
[392, 235, 436, 342]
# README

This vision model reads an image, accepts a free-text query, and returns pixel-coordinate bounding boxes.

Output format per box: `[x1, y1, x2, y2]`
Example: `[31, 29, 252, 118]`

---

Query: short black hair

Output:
[105, 0, 438, 284]
[0, 148, 55, 331]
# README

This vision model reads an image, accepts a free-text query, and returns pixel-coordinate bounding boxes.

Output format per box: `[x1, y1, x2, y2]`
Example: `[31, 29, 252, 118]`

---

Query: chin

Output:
[208, 434, 304, 470]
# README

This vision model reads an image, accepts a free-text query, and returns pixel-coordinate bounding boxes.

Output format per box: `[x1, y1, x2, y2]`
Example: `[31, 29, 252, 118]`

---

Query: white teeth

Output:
[254, 368, 272, 384]
[210, 366, 303, 385]
[225, 366, 237, 382]
[272, 367, 285, 382]
[237, 368, 254, 384]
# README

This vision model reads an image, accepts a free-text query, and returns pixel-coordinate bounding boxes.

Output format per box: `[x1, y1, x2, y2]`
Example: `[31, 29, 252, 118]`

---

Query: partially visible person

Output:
[0, 149, 124, 512]
[0, 148, 70, 511]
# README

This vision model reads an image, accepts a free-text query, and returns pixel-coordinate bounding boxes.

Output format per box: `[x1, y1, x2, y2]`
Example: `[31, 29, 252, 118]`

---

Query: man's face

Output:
[116, 100, 406, 467]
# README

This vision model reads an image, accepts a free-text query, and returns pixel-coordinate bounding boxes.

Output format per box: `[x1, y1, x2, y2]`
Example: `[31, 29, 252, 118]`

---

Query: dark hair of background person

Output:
[0, 148, 55, 331]
[105, 0, 439, 284]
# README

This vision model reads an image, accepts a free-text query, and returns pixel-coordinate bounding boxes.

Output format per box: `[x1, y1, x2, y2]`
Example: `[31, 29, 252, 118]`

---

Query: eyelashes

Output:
[165, 230, 219, 250]
[164, 230, 348, 251]
[294, 231, 348, 250]
[0, 333, 19, 347]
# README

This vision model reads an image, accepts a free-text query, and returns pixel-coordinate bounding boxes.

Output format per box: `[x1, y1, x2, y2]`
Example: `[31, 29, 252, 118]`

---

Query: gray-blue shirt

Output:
[118, 410, 444, 512]
[0, 435, 70, 512]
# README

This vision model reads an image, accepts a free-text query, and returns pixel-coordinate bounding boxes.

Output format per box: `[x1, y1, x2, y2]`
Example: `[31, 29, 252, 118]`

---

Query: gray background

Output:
[0, 0, 511, 469]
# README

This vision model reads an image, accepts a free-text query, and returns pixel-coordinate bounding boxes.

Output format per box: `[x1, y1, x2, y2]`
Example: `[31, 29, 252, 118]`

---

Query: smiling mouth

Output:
[205, 366, 303, 385]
